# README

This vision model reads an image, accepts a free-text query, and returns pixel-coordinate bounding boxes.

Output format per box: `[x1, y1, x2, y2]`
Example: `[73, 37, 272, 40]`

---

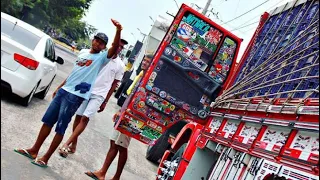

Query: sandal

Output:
[14, 148, 35, 160]
[58, 147, 69, 158]
[85, 171, 100, 180]
[31, 158, 48, 168]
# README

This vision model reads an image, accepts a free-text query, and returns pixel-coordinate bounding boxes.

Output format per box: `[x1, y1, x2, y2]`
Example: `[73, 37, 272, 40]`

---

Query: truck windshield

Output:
[171, 11, 223, 72]
[208, 37, 238, 84]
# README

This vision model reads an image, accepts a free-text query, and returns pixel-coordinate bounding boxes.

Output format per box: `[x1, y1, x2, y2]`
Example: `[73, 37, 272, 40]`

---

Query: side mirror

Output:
[56, 56, 64, 65]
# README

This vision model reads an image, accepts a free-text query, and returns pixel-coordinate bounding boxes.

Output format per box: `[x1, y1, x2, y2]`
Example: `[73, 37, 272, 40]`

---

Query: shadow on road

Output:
[1, 90, 21, 106]
[1, 149, 64, 180]
[1, 88, 43, 108]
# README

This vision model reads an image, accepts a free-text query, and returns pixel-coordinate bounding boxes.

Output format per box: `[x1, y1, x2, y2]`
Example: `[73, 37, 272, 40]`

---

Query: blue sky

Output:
[82, 0, 291, 61]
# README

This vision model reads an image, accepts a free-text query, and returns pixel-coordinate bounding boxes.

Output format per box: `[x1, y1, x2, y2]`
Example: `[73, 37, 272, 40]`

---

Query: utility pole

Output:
[137, 28, 147, 42]
[167, 0, 213, 18]
[202, 0, 213, 15]
[131, 32, 137, 42]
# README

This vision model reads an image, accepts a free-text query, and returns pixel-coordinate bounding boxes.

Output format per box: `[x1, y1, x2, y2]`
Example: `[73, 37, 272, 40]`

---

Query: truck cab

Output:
[114, 4, 242, 163]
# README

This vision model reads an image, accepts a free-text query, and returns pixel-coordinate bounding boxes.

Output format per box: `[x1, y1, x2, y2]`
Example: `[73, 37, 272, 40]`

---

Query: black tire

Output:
[20, 82, 39, 106]
[35, 76, 55, 99]
[146, 132, 171, 164]
[146, 121, 188, 164]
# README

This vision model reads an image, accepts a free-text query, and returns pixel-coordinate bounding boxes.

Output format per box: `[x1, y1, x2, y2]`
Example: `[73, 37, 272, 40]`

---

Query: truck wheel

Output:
[146, 133, 171, 164]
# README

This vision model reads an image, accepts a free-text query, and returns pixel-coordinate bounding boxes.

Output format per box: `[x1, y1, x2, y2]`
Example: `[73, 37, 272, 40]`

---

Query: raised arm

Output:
[107, 19, 122, 58]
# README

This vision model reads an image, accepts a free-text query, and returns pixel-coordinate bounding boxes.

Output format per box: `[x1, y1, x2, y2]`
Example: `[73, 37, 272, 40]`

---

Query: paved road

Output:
[1, 46, 158, 180]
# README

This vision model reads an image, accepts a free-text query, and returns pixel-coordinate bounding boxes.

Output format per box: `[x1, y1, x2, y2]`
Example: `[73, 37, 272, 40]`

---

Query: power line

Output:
[233, 0, 287, 29]
[244, 24, 261, 34]
[234, 0, 241, 17]
[216, 0, 227, 8]
[265, 0, 288, 11]
[212, 13, 247, 34]
[172, 0, 179, 9]
[222, 0, 270, 25]
[231, 20, 260, 31]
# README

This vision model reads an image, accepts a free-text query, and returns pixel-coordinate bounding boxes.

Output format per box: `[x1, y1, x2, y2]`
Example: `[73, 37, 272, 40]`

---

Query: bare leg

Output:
[86, 140, 119, 180]
[69, 115, 83, 152]
[36, 132, 64, 164]
[17, 123, 52, 159]
[111, 146, 128, 180]
[62, 116, 89, 151]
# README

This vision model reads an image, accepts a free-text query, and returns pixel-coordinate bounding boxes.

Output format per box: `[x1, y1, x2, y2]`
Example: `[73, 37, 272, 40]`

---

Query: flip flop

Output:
[85, 171, 100, 180]
[31, 159, 48, 168]
[14, 148, 35, 160]
[58, 147, 69, 158]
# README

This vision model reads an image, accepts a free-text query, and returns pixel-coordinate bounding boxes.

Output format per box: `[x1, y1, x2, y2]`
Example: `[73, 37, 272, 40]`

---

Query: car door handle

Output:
[43, 67, 54, 74]
[44, 67, 53, 71]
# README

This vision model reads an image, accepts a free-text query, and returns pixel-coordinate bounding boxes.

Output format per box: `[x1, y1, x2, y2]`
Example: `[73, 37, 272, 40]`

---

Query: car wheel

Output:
[21, 82, 39, 106]
[36, 76, 55, 99]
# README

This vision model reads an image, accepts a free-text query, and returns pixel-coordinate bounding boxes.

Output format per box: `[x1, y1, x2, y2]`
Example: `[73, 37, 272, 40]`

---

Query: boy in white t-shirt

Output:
[85, 55, 152, 180]
[58, 39, 128, 157]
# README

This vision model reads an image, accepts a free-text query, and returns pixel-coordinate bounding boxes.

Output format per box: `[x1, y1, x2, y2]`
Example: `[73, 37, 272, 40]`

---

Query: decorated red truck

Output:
[156, 0, 319, 179]
[114, 3, 243, 164]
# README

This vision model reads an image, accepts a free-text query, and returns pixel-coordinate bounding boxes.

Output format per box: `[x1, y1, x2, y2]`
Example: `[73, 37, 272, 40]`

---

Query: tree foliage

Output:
[1, 0, 96, 41]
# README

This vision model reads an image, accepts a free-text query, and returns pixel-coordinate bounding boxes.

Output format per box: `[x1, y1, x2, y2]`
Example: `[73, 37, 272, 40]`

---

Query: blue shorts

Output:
[41, 88, 84, 135]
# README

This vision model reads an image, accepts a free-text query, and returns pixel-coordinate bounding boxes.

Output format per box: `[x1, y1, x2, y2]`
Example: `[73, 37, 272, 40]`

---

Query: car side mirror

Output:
[56, 56, 64, 65]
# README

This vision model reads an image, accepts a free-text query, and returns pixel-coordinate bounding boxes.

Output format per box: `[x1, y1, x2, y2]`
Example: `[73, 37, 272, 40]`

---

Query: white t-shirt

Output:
[91, 57, 125, 97]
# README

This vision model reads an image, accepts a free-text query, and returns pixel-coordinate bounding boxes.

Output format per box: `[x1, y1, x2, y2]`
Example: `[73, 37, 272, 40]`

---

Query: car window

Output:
[1, 17, 41, 50]
[45, 40, 52, 59]
[45, 39, 55, 61]
[50, 40, 56, 60]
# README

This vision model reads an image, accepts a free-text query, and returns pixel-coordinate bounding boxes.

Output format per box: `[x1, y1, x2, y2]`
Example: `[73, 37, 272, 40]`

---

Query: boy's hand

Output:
[52, 89, 58, 99]
[111, 19, 122, 31]
[97, 102, 107, 113]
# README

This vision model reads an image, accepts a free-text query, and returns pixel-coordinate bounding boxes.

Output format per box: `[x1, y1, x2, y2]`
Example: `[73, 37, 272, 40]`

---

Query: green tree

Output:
[1, 0, 96, 41]
[1, 0, 23, 18]
[62, 17, 97, 40]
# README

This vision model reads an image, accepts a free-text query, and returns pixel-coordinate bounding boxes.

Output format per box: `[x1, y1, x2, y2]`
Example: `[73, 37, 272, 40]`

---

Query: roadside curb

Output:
[53, 39, 79, 53]
[54, 43, 78, 57]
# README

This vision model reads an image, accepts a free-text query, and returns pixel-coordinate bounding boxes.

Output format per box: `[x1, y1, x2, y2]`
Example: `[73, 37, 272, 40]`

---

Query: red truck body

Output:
[157, 0, 319, 180]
